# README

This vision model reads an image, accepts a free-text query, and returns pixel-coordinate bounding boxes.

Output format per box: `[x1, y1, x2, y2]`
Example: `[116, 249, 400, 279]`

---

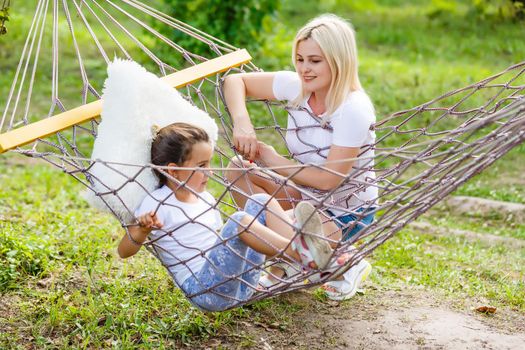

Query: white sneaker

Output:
[322, 259, 372, 301]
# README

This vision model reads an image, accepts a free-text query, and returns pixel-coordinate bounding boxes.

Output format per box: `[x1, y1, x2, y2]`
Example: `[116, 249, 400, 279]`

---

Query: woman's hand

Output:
[224, 73, 276, 161]
[233, 120, 258, 161]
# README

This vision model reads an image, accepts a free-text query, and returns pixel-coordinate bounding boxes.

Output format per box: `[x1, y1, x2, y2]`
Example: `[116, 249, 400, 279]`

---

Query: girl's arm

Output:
[223, 73, 277, 161]
[257, 142, 359, 192]
[118, 211, 163, 258]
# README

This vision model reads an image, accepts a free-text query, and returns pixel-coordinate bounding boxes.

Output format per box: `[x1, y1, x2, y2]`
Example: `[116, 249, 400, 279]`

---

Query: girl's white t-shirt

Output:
[135, 185, 223, 285]
[272, 71, 378, 214]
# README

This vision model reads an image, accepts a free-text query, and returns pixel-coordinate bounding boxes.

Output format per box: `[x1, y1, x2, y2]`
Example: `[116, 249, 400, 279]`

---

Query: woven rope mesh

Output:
[1, 1, 524, 310]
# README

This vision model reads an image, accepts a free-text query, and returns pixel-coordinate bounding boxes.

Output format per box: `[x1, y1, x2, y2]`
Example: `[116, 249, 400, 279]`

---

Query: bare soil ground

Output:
[214, 289, 525, 350]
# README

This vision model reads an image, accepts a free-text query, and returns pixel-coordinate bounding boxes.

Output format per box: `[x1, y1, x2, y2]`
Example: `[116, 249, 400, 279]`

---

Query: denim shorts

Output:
[326, 207, 376, 241]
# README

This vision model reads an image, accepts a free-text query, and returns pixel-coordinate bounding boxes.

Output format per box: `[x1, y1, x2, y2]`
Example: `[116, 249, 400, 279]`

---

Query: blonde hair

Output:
[291, 14, 362, 120]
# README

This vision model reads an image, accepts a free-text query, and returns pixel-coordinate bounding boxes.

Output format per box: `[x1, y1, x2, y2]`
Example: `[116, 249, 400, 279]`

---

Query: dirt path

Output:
[216, 289, 525, 350]
[337, 304, 525, 349]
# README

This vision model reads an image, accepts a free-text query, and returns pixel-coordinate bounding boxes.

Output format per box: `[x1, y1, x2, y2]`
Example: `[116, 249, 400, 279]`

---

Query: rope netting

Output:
[1, 0, 524, 310]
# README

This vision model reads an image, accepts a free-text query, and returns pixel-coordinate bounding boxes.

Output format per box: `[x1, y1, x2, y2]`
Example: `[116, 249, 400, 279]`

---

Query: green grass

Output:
[1, 0, 525, 348]
[1, 160, 523, 348]
[427, 209, 525, 240]
[372, 228, 525, 309]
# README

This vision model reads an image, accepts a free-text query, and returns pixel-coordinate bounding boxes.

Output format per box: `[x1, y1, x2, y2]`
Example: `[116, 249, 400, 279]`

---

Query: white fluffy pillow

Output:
[84, 59, 218, 223]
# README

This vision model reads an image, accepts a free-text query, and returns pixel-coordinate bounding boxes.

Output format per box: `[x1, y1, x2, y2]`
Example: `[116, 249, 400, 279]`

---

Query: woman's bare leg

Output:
[321, 212, 343, 247]
[319, 213, 353, 287]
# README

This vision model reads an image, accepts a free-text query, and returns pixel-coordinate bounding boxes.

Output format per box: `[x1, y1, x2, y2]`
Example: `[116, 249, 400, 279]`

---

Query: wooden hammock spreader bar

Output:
[0, 49, 251, 153]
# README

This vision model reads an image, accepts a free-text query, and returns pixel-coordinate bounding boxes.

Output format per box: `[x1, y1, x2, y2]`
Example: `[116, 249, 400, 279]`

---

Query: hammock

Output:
[1, 0, 524, 310]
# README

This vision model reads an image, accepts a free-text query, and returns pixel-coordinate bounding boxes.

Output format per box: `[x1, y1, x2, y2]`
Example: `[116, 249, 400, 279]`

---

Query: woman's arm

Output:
[262, 94, 374, 192]
[223, 73, 277, 161]
[118, 211, 163, 258]
[257, 142, 359, 192]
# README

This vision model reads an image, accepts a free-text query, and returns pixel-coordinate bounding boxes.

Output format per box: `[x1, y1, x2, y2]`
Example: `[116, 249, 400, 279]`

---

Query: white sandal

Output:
[322, 259, 372, 301]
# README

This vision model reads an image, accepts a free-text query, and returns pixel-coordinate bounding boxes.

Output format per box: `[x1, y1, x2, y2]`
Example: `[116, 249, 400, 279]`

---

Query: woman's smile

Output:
[295, 38, 332, 94]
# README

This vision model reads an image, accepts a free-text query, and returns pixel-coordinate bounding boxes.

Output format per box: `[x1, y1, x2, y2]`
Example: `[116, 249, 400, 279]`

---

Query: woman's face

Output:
[295, 38, 332, 94]
[172, 141, 213, 193]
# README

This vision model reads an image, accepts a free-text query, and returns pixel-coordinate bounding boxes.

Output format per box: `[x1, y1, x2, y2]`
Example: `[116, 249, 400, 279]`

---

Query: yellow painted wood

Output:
[0, 49, 251, 153]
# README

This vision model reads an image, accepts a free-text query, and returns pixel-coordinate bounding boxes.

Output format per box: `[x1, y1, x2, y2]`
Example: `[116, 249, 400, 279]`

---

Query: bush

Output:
[154, 0, 280, 66]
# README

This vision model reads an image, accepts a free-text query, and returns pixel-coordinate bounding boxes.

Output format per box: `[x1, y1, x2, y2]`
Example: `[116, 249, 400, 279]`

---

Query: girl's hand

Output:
[137, 211, 163, 234]
[256, 141, 279, 163]
[233, 120, 258, 161]
[118, 211, 163, 259]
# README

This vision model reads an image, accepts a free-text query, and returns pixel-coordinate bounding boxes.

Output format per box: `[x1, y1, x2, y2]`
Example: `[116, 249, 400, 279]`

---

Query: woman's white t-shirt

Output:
[272, 71, 378, 215]
[135, 186, 223, 285]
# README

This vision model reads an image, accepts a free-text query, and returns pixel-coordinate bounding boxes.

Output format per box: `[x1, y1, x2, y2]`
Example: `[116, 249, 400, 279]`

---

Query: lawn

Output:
[1, 0, 524, 348]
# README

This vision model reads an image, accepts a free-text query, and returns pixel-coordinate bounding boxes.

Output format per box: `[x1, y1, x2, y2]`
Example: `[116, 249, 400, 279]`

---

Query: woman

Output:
[223, 14, 377, 300]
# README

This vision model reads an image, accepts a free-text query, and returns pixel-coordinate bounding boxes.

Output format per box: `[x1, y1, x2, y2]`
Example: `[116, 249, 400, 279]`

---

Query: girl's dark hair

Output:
[151, 122, 210, 185]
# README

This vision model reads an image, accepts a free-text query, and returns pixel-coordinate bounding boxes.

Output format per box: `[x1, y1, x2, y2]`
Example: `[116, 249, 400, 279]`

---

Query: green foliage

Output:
[154, 0, 280, 66]
[470, 0, 525, 20]
[0, 223, 52, 290]
[0, 5, 9, 35]
[427, 0, 464, 19]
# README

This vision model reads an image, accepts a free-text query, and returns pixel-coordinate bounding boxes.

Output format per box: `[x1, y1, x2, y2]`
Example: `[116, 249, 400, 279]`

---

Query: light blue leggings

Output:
[181, 193, 270, 311]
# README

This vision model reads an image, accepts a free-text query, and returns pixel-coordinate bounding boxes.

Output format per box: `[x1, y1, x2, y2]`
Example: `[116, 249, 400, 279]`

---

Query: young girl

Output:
[118, 122, 336, 312]
[223, 14, 376, 300]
